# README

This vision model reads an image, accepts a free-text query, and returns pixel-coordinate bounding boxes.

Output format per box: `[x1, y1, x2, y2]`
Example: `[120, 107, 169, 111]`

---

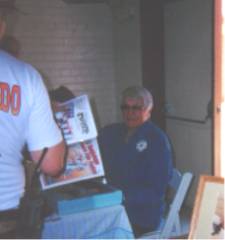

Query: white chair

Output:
[140, 169, 193, 239]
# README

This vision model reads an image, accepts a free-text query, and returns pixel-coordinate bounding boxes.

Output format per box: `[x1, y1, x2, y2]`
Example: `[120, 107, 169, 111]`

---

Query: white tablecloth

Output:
[42, 204, 134, 239]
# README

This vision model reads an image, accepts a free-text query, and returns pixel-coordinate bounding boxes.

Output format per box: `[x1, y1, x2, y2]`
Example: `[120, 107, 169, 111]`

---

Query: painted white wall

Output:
[164, 0, 213, 205]
[9, 0, 117, 128]
[6, 0, 141, 128]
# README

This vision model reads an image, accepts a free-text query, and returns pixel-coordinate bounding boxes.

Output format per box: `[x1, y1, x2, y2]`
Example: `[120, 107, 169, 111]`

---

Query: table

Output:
[42, 204, 134, 239]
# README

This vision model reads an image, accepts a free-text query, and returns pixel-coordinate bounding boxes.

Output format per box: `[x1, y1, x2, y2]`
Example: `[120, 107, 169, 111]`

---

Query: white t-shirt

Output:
[0, 50, 63, 210]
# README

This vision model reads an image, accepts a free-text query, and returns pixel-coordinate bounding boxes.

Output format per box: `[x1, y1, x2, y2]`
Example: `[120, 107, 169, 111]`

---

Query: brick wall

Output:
[10, 0, 117, 128]
[6, 0, 142, 127]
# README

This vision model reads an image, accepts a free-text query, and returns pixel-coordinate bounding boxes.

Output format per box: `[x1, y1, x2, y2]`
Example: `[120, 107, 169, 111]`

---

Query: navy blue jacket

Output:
[98, 121, 173, 229]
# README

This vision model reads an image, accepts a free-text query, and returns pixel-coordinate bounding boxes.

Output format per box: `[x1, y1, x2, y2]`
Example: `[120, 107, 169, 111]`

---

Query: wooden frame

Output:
[213, 0, 222, 176]
[188, 175, 224, 239]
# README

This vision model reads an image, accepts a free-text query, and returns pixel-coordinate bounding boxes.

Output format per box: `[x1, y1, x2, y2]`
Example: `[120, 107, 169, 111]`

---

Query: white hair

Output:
[121, 86, 154, 110]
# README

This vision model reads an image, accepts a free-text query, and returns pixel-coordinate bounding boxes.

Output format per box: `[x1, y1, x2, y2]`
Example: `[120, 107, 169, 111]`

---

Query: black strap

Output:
[29, 148, 48, 191]
[33, 147, 48, 174]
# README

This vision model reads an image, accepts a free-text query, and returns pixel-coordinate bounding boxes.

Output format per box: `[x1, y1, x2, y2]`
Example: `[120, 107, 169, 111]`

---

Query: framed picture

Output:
[188, 175, 224, 239]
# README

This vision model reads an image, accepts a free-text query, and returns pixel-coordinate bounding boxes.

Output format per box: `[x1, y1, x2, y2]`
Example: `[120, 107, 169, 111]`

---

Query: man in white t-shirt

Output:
[0, 8, 65, 238]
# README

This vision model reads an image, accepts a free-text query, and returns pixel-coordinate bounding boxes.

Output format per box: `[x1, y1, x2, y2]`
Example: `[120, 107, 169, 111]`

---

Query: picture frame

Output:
[188, 175, 224, 239]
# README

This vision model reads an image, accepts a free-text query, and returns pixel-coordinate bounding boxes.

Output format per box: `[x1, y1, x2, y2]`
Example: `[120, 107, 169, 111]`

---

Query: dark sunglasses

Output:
[120, 104, 144, 111]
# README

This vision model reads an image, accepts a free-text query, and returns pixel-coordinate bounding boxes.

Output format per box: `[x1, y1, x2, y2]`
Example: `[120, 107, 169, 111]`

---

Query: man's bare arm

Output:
[30, 140, 65, 177]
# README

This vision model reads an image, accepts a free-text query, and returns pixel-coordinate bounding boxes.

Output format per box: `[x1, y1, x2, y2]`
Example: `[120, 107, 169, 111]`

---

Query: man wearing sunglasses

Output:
[98, 86, 173, 237]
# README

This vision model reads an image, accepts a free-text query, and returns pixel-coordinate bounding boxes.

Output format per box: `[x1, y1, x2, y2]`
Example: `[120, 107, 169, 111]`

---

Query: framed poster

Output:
[188, 175, 224, 239]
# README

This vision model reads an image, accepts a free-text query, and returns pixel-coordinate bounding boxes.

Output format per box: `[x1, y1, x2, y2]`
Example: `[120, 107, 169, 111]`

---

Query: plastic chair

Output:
[140, 169, 193, 239]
